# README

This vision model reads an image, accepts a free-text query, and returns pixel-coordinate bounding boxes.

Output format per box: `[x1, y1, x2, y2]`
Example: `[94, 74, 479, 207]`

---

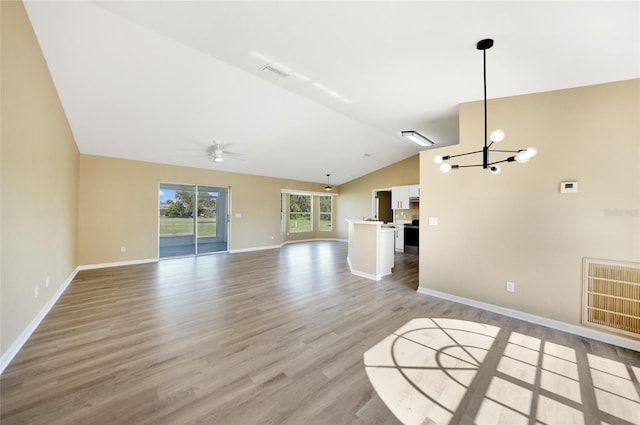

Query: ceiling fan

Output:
[206, 142, 242, 163]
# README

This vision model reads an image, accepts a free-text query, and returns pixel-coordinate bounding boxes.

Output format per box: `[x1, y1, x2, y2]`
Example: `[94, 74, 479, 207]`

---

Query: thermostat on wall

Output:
[560, 181, 578, 193]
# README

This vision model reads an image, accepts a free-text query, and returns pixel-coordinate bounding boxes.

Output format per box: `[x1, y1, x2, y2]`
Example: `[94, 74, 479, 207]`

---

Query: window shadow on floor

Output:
[364, 318, 640, 425]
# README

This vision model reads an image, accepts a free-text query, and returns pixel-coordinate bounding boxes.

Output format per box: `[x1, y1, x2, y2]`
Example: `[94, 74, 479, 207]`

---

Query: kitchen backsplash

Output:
[394, 206, 419, 221]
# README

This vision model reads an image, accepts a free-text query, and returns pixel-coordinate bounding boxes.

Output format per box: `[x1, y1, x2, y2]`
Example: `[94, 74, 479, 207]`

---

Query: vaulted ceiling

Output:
[24, 1, 639, 185]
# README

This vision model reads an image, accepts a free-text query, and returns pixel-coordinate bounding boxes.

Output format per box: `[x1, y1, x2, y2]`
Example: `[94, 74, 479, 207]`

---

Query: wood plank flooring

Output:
[1, 241, 638, 425]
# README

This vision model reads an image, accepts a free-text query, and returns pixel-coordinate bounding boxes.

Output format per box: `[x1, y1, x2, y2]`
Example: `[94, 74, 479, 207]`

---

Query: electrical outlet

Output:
[506, 281, 515, 292]
[34, 285, 39, 298]
[121, 246, 127, 253]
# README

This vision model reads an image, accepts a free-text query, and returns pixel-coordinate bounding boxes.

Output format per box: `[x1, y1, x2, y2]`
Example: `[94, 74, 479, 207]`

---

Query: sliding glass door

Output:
[196, 186, 228, 255]
[159, 183, 196, 257]
[159, 183, 228, 258]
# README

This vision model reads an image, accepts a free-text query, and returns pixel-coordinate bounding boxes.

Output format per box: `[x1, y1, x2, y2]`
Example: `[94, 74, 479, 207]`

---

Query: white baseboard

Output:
[351, 269, 383, 281]
[346, 256, 382, 281]
[1, 267, 79, 375]
[77, 258, 158, 270]
[229, 245, 281, 254]
[417, 287, 640, 352]
[282, 238, 346, 245]
[230, 239, 347, 254]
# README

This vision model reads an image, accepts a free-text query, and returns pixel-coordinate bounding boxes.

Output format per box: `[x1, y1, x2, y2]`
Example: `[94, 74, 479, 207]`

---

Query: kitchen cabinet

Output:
[392, 184, 419, 209]
[409, 184, 420, 198]
[394, 224, 405, 252]
[391, 186, 410, 209]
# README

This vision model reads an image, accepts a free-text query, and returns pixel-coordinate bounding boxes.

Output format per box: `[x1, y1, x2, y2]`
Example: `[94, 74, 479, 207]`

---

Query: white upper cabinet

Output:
[409, 184, 420, 198]
[391, 185, 410, 210]
[392, 184, 420, 209]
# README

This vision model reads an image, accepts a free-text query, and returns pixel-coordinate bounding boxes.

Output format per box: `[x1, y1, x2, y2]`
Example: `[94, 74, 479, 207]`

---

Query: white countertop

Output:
[346, 219, 412, 226]
[345, 220, 383, 225]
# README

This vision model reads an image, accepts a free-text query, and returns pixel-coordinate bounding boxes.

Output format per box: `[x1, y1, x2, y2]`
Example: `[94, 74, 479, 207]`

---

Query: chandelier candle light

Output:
[434, 39, 537, 174]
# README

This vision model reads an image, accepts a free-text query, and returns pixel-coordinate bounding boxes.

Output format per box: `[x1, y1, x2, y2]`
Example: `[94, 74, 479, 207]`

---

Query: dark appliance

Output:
[404, 219, 419, 255]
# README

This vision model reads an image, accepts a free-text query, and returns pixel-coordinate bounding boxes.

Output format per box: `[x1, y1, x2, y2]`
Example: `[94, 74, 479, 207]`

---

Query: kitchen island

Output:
[345, 220, 395, 280]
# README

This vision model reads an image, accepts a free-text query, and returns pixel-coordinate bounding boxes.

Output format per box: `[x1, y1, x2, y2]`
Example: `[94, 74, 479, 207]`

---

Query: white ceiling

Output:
[24, 1, 639, 185]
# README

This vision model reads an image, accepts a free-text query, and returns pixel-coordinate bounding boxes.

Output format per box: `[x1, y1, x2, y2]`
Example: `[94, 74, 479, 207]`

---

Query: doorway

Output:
[373, 189, 393, 223]
[158, 183, 229, 257]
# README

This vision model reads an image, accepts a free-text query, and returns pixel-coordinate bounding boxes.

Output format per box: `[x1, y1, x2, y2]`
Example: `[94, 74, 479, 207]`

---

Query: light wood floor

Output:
[1, 241, 638, 425]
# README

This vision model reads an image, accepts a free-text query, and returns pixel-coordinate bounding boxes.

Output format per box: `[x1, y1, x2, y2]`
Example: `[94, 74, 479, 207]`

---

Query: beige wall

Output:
[1, 1, 79, 354]
[419, 80, 640, 325]
[336, 155, 420, 239]
[78, 155, 338, 265]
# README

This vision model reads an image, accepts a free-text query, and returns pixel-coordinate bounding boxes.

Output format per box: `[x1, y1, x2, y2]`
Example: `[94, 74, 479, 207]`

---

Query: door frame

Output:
[371, 187, 392, 221]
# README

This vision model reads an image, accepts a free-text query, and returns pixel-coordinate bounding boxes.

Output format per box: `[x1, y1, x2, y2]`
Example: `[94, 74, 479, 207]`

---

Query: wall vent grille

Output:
[261, 64, 291, 78]
[582, 258, 640, 338]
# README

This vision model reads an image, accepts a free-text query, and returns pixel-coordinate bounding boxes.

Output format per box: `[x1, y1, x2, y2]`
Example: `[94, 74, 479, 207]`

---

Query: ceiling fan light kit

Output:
[433, 38, 537, 174]
[213, 144, 224, 162]
[207, 142, 227, 163]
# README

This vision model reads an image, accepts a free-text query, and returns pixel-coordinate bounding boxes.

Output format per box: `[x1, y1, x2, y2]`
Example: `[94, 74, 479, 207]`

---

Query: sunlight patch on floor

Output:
[588, 354, 640, 424]
[364, 318, 640, 425]
[363, 318, 498, 425]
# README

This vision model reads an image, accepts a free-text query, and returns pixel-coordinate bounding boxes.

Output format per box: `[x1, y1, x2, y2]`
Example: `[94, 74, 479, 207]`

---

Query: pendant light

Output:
[324, 174, 333, 191]
[434, 39, 537, 174]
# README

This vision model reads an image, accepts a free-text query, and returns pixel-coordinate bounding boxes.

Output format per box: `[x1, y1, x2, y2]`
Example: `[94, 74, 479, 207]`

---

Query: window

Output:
[289, 194, 312, 233]
[319, 195, 332, 231]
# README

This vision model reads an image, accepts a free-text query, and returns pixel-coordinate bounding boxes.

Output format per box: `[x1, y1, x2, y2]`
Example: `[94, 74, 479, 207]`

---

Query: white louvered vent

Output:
[261, 64, 291, 78]
[582, 258, 640, 338]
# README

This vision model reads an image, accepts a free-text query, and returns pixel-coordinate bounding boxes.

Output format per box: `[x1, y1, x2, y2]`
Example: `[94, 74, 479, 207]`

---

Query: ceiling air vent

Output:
[261, 63, 291, 78]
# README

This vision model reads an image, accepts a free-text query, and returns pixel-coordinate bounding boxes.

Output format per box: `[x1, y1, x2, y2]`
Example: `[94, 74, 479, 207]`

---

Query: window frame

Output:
[319, 195, 333, 232]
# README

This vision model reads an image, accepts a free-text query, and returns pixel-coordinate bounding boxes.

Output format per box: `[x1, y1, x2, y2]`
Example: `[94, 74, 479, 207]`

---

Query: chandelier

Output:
[434, 39, 537, 174]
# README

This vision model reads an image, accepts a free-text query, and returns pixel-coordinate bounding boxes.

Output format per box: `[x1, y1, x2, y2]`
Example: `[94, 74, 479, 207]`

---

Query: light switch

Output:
[428, 217, 438, 226]
[235, 213, 242, 218]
